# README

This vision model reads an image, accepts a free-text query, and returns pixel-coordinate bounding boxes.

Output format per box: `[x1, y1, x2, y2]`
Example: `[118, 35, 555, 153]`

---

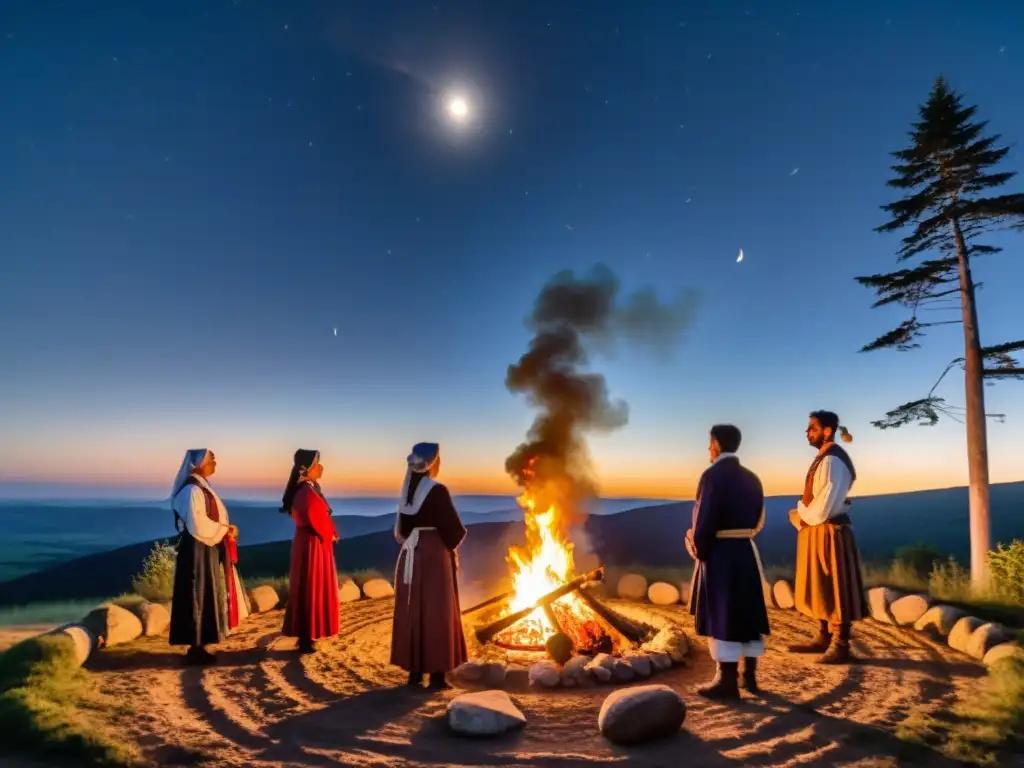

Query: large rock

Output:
[867, 587, 902, 624]
[248, 585, 280, 613]
[948, 616, 985, 655]
[983, 643, 1024, 667]
[966, 623, 1012, 661]
[82, 603, 143, 647]
[339, 579, 362, 603]
[452, 660, 486, 684]
[562, 655, 590, 683]
[617, 573, 648, 601]
[362, 578, 395, 599]
[890, 594, 931, 627]
[762, 579, 777, 609]
[598, 684, 686, 745]
[648, 582, 681, 606]
[679, 580, 691, 604]
[446, 690, 527, 736]
[611, 658, 637, 683]
[648, 650, 673, 671]
[772, 580, 795, 610]
[914, 605, 968, 637]
[130, 602, 171, 636]
[50, 624, 98, 666]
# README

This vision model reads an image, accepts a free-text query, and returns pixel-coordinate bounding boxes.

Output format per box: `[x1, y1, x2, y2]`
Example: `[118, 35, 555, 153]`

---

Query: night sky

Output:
[2, 0, 1022, 500]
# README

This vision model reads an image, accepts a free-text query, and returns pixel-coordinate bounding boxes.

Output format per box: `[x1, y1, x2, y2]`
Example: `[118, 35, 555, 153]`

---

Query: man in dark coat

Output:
[686, 424, 770, 699]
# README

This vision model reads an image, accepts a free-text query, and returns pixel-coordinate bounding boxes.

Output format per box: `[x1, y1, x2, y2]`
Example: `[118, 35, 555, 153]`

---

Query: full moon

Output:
[447, 96, 469, 122]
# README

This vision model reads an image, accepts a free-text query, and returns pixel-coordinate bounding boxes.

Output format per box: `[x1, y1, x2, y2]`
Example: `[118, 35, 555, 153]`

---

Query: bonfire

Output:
[471, 475, 645, 662]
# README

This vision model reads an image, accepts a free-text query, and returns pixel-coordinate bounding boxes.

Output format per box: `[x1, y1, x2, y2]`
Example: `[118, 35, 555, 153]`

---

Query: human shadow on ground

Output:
[87, 646, 267, 672]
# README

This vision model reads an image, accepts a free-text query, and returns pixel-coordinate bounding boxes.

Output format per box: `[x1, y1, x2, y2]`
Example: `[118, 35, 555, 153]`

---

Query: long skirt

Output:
[283, 528, 340, 640]
[794, 521, 868, 624]
[689, 539, 770, 642]
[389, 530, 468, 674]
[170, 532, 228, 647]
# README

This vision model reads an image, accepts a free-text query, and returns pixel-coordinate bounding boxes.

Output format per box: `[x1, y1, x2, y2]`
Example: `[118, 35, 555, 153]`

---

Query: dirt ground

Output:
[40, 598, 1004, 768]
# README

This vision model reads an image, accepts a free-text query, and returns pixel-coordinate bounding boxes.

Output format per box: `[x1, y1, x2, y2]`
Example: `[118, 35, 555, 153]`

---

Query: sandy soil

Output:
[0, 624, 56, 652]
[41, 598, 1004, 768]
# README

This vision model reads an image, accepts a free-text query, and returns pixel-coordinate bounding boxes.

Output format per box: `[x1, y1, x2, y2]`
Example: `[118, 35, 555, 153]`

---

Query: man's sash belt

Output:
[714, 506, 767, 585]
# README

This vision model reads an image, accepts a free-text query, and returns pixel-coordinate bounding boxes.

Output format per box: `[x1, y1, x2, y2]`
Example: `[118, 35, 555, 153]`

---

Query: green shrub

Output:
[894, 542, 945, 581]
[929, 556, 973, 602]
[0, 635, 137, 765]
[989, 540, 1024, 602]
[131, 541, 177, 602]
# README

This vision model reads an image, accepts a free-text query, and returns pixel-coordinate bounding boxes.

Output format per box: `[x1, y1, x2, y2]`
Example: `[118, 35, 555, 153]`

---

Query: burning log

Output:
[474, 566, 605, 645]
[576, 588, 651, 644]
[460, 590, 514, 617]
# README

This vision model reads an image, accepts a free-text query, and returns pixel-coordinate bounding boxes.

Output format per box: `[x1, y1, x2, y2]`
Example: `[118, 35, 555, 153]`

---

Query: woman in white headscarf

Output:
[168, 449, 250, 665]
[389, 442, 468, 690]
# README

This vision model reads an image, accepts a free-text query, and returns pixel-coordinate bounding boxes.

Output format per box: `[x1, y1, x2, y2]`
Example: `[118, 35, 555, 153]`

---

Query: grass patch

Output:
[896, 656, 1024, 765]
[0, 600, 109, 628]
[0, 634, 138, 765]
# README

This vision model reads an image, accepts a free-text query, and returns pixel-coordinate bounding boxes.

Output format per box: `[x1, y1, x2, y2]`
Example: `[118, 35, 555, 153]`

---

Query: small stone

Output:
[585, 660, 613, 683]
[529, 660, 561, 688]
[914, 605, 968, 637]
[545, 632, 574, 665]
[248, 585, 280, 613]
[446, 690, 527, 736]
[772, 580, 795, 610]
[598, 684, 686, 745]
[50, 624, 98, 666]
[646, 627, 689, 663]
[339, 579, 361, 603]
[648, 582, 681, 606]
[453, 660, 486, 683]
[611, 658, 636, 682]
[948, 616, 985, 655]
[82, 603, 143, 647]
[967, 623, 1012, 660]
[648, 651, 672, 671]
[679, 580, 691, 603]
[624, 654, 653, 678]
[503, 664, 530, 690]
[133, 602, 170, 636]
[867, 587, 902, 624]
[562, 655, 589, 680]
[617, 573, 648, 601]
[890, 594, 931, 626]
[983, 642, 1024, 667]
[362, 578, 394, 599]
[480, 662, 507, 688]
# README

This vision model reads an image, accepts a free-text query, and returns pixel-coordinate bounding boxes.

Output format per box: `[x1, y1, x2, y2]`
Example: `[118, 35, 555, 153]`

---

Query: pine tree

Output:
[856, 76, 1024, 589]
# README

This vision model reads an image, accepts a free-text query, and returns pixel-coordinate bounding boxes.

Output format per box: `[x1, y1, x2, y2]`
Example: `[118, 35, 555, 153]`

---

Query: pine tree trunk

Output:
[952, 217, 991, 591]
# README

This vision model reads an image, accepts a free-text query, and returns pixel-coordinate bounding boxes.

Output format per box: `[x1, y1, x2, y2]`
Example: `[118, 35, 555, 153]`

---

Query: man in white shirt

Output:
[786, 410, 868, 664]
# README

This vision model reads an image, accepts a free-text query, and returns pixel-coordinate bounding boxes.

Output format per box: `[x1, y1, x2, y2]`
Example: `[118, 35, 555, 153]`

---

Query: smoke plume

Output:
[504, 264, 700, 525]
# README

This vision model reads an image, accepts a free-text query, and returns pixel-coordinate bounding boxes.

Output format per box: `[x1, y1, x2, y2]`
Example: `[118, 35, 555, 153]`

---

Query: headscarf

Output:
[281, 449, 333, 515]
[399, 442, 440, 509]
[169, 449, 210, 504]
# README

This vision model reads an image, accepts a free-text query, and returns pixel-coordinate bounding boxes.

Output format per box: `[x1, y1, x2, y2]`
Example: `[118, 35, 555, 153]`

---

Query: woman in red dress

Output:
[281, 449, 340, 653]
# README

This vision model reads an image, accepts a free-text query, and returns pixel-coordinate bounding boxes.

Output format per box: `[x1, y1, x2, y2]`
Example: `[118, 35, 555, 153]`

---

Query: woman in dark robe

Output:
[169, 449, 250, 665]
[281, 449, 340, 653]
[389, 442, 468, 690]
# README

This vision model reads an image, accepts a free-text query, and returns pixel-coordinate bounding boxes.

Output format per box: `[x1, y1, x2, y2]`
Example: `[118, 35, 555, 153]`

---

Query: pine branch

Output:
[981, 339, 1024, 379]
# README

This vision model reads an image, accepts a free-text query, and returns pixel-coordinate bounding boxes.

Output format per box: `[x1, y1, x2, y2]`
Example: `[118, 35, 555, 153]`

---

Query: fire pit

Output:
[465, 566, 650, 662]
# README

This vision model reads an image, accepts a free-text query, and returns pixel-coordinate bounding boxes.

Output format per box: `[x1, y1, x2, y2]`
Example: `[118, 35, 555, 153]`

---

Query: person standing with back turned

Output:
[686, 424, 770, 699]
[787, 410, 868, 664]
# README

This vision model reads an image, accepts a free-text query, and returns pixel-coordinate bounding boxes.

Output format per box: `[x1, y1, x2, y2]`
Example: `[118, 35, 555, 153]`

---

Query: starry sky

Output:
[1, 0, 1023, 501]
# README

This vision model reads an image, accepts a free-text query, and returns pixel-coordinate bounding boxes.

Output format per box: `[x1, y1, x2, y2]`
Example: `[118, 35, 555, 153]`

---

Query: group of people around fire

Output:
[167, 409, 867, 700]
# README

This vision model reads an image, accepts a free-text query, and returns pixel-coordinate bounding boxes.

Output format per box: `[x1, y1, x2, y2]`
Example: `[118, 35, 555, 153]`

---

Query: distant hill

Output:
[0, 481, 1020, 608]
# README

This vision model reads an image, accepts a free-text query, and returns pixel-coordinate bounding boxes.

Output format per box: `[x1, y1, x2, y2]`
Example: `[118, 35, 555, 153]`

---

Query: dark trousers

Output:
[818, 619, 851, 646]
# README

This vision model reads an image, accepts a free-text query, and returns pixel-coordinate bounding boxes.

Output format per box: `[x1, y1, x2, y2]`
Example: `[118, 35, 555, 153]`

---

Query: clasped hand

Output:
[788, 509, 804, 530]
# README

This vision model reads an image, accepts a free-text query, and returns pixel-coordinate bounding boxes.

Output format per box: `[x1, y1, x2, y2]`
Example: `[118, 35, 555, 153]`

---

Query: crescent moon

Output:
[737, 248, 744, 263]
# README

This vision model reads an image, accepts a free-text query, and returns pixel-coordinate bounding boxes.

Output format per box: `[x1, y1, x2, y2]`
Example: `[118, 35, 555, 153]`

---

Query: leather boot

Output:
[697, 662, 740, 700]
[741, 657, 759, 694]
[406, 671, 423, 688]
[817, 623, 853, 665]
[427, 673, 451, 691]
[788, 620, 831, 654]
